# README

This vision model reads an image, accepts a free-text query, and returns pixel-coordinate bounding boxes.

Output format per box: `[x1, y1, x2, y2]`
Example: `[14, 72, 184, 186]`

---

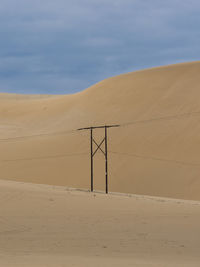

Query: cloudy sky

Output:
[0, 0, 199, 94]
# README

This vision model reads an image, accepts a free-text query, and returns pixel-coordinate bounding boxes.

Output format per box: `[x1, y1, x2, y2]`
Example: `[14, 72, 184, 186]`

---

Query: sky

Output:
[0, 0, 199, 94]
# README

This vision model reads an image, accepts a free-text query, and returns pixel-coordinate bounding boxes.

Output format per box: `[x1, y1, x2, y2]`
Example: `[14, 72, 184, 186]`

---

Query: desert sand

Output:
[1, 61, 200, 266]
[1, 61, 200, 200]
[1, 179, 200, 267]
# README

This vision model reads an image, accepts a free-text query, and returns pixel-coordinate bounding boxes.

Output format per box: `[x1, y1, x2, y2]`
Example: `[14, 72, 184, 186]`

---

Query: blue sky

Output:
[0, 0, 199, 94]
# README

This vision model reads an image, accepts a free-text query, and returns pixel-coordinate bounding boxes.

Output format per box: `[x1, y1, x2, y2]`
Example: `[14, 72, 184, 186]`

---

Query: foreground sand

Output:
[1, 179, 200, 267]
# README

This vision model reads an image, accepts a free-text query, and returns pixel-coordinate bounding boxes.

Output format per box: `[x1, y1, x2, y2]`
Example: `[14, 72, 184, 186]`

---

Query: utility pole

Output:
[77, 125, 120, 194]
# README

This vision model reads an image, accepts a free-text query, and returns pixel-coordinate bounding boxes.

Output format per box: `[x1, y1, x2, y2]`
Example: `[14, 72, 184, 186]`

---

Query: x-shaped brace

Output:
[92, 138, 105, 156]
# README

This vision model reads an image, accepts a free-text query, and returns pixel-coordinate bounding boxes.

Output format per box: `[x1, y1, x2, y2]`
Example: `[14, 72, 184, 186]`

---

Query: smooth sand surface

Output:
[1, 61, 200, 200]
[1, 179, 200, 267]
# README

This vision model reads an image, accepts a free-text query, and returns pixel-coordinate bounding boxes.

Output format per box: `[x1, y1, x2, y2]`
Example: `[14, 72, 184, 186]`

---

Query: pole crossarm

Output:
[77, 124, 120, 131]
[77, 124, 120, 194]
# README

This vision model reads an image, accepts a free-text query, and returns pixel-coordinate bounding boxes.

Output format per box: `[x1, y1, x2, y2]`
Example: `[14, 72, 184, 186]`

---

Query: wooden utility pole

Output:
[77, 125, 120, 194]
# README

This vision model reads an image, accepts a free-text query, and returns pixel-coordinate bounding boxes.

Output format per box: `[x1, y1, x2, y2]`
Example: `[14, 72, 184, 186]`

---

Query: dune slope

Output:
[1, 61, 200, 200]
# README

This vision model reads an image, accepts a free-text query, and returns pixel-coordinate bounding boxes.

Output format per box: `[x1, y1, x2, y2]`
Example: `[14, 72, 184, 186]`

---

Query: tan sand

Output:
[1, 61, 200, 200]
[0, 179, 200, 267]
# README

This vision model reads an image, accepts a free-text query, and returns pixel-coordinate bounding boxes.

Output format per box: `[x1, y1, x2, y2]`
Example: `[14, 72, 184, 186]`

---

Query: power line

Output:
[0, 152, 88, 163]
[1, 110, 200, 143]
[120, 111, 200, 127]
[0, 129, 77, 142]
[109, 151, 200, 167]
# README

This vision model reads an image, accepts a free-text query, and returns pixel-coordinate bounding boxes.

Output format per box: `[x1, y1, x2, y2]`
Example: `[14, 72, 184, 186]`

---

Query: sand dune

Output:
[1, 179, 200, 267]
[1, 61, 200, 200]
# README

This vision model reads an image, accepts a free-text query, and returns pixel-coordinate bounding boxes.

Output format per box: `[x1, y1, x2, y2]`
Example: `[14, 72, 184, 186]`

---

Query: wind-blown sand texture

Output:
[1, 179, 200, 267]
[1, 61, 200, 200]
[1, 62, 200, 266]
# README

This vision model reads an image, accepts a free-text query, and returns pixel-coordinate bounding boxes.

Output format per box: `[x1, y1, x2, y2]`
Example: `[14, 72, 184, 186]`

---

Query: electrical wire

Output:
[1, 110, 200, 142]
[0, 129, 77, 142]
[109, 151, 200, 167]
[0, 152, 88, 163]
[119, 111, 200, 127]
